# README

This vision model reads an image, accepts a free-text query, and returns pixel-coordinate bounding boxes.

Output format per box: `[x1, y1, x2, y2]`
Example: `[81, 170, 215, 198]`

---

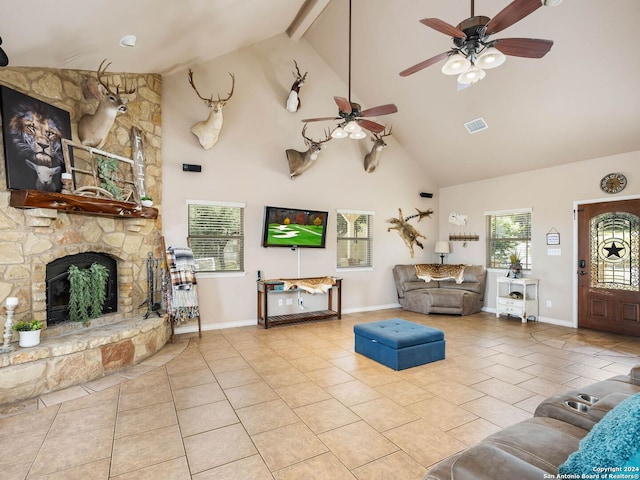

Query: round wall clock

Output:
[600, 173, 627, 194]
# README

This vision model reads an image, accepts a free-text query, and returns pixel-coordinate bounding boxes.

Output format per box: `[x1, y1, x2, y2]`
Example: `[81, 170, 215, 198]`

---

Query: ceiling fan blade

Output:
[484, 0, 542, 36]
[360, 103, 398, 117]
[420, 18, 466, 40]
[399, 51, 450, 77]
[356, 119, 385, 134]
[300, 116, 339, 122]
[334, 96, 352, 113]
[493, 38, 553, 58]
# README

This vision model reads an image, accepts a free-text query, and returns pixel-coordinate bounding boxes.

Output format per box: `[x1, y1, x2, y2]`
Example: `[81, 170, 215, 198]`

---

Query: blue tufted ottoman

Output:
[354, 318, 445, 370]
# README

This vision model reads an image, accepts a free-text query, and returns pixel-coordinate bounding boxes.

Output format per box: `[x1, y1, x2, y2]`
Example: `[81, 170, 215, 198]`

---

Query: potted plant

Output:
[140, 195, 153, 207]
[13, 319, 44, 347]
[68, 263, 109, 325]
[508, 251, 522, 278]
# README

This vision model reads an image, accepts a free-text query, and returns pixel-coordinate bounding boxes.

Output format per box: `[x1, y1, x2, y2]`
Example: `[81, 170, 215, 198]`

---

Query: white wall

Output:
[439, 150, 640, 326]
[162, 34, 439, 329]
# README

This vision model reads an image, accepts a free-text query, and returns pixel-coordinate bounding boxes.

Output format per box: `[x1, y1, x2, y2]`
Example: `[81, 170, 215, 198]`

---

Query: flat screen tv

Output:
[262, 206, 328, 248]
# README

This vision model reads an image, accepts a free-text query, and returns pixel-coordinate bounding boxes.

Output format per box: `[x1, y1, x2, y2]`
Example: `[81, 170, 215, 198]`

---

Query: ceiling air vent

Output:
[464, 117, 488, 134]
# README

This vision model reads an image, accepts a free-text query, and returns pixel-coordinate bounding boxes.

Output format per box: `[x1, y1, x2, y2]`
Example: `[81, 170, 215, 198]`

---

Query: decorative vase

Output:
[141, 199, 153, 207]
[18, 329, 41, 348]
[509, 262, 522, 279]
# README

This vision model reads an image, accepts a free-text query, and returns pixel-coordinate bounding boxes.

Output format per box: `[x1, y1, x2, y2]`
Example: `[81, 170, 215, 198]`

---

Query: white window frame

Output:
[336, 209, 374, 271]
[485, 208, 532, 270]
[186, 199, 245, 276]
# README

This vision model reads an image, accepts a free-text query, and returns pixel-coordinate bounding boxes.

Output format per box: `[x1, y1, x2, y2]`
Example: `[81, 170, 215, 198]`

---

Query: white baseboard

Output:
[483, 307, 572, 327]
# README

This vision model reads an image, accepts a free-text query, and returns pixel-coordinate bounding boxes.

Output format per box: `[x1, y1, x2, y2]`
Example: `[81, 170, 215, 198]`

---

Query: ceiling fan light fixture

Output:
[349, 130, 367, 140]
[476, 47, 506, 69]
[343, 121, 360, 133]
[441, 53, 471, 75]
[458, 67, 486, 85]
[331, 126, 348, 139]
[541, 0, 563, 6]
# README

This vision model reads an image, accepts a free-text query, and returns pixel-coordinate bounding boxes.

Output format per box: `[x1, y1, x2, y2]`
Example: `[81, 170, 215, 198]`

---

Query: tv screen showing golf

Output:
[262, 206, 328, 248]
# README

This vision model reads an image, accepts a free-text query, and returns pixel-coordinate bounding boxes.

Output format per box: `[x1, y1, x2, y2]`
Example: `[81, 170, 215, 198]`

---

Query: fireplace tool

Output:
[142, 252, 162, 318]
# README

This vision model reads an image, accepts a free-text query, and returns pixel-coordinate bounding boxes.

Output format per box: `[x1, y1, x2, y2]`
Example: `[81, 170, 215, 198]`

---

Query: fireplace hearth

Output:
[46, 252, 118, 325]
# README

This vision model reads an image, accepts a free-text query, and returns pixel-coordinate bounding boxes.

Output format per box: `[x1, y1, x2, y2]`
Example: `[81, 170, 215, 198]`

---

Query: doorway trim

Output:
[572, 193, 640, 328]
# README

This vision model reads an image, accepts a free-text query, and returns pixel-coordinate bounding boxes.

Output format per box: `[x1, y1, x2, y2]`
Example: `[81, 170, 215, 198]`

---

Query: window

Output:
[486, 209, 532, 270]
[187, 200, 244, 272]
[337, 209, 373, 269]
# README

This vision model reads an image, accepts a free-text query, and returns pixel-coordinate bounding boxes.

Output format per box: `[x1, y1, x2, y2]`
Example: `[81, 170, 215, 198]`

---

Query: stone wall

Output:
[0, 66, 163, 328]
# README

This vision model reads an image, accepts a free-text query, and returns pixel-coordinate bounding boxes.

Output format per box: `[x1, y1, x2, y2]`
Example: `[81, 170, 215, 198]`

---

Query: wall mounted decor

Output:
[1, 85, 71, 192]
[285, 60, 307, 113]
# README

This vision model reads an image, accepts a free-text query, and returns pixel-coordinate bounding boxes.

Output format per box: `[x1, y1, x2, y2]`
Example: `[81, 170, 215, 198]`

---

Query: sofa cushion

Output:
[559, 392, 640, 476]
[415, 264, 465, 283]
[404, 280, 438, 291]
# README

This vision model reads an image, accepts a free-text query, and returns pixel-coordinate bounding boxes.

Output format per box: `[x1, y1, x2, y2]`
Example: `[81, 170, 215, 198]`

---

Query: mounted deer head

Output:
[363, 126, 392, 173]
[78, 59, 136, 148]
[188, 69, 235, 150]
[285, 60, 307, 113]
[286, 124, 331, 179]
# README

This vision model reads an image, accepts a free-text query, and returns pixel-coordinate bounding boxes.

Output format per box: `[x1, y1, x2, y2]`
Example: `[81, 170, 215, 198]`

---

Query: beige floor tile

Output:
[447, 417, 502, 447]
[0, 429, 47, 467]
[48, 401, 117, 438]
[375, 379, 434, 406]
[172, 381, 226, 411]
[205, 355, 250, 374]
[288, 354, 334, 372]
[117, 381, 173, 412]
[295, 398, 360, 434]
[0, 404, 58, 436]
[111, 424, 185, 476]
[30, 426, 112, 476]
[82, 373, 128, 392]
[478, 363, 535, 385]
[58, 384, 119, 412]
[111, 457, 191, 480]
[398, 367, 446, 387]
[515, 393, 548, 414]
[191, 454, 273, 480]
[352, 450, 427, 480]
[119, 367, 169, 389]
[331, 354, 382, 372]
[472, 378, 533, 405]
[273, 451, 355, 480]
[178, 399, 239, 437]
[325, 379, 382, 407]
[305, 366, 356, 387]
[350, 397, 419, 432]
[236, 398, 299, 435]
[319, 421, 398, 470]
[407, 396, 478, 431]
[423, 379, 485, 405]
[115, 400, 178, 438]
[350, 367, 399, 387]
[185, 423, 257, 474]
[385, 419, 466, 468]
[484, 352, 535, 370]
[252, 422, 329, 471]
[275, 381, 332, 408]
[168, 367, 216, 390]
[517, 376, 568, 397]
[32, 457, 110, 480]
[215, 367, 263, 389]
[39, 385, 89, 407]
[435, 366, 492, 386]
[260, 368, 309, 389]
[224, 381, 280, 409]
[1, 461, 30, 480]
[461, 396, 531, 429]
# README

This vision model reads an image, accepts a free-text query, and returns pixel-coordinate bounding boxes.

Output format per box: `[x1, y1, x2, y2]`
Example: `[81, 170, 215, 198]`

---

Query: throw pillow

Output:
[559, 392, 640, 475]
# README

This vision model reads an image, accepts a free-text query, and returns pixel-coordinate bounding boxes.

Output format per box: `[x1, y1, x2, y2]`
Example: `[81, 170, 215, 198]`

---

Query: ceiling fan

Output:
[399, 0, 559, 86]
[302, 0, 397, 138]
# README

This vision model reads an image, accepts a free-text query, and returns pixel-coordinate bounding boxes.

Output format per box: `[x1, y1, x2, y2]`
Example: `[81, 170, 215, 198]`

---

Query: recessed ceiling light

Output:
[119, 35, 137, 48]
[464, 117, 488, 134]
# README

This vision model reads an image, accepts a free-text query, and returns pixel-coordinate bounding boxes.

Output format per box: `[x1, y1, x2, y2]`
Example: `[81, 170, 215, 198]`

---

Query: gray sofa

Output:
[393, 264, 487, 316]
[425, 365, 640, 480]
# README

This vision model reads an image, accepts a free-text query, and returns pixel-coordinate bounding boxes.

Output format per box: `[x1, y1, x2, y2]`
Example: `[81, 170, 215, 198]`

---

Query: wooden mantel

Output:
[10, 190, 158, 219]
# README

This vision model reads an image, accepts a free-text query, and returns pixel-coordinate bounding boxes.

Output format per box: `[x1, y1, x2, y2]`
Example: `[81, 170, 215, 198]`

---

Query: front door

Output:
[577, 199, 640, 336]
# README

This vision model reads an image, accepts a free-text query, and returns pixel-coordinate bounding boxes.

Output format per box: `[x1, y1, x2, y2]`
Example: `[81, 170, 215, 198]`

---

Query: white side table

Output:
[496, 277, 539, 323]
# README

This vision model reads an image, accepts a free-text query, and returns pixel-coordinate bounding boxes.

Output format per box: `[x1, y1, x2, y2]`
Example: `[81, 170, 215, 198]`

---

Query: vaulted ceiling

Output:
[3, 0, 639, 186]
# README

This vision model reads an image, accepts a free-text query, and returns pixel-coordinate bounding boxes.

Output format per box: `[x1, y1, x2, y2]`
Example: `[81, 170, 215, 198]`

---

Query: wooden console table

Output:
[257, 278, 342, 329]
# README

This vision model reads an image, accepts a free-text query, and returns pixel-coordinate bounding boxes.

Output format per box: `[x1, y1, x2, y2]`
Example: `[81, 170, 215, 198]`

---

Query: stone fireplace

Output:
[0, 65, 167, 405]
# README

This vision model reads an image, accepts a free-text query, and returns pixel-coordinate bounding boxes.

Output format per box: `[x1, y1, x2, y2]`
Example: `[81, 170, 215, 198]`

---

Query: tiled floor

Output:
[1, 308, 639, 479]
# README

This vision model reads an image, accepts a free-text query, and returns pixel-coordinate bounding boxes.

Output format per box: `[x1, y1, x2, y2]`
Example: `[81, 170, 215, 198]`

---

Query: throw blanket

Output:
[164, 247, 199, 322]
[415, 264, 465, 284]
[279, 276, 336, 294]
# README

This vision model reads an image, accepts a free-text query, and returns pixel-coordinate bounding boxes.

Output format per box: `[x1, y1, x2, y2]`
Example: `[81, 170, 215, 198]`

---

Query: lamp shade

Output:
[458, 67, 486, 85]
[343, 121, 360, 133]
[349, 130, 367, 140]
[476, 47, 506, 69]
[331, 126, 348, 138]
[434, 241, 450, 254]
[441, 53, 471, 75]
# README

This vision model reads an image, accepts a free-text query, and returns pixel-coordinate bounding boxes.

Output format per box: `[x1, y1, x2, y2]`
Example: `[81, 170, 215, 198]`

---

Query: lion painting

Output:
[1, 86, 71, 191]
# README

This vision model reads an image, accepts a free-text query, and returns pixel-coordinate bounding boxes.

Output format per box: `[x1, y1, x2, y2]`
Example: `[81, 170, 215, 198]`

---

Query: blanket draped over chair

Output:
[415, 264, 466, 284]
[276, 276, 336, 294]
[164, 246, 199, 322]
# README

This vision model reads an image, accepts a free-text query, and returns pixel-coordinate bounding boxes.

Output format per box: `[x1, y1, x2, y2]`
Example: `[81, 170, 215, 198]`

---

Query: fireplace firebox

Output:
[46, 252, 118, 325]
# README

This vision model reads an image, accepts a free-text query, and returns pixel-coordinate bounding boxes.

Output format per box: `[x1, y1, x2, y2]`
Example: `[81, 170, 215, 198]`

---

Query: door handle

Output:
[579, 271, 588, 276]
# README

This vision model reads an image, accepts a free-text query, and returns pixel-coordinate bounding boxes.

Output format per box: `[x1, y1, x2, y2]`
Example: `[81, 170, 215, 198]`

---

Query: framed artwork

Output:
[546, 232, 560, 245]
[0, 85, 72, 192]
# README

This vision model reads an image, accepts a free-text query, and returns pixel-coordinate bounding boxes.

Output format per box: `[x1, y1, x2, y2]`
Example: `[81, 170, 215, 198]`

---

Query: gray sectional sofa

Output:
[425, 365, 640, 479]
[393, 264, 487, 316]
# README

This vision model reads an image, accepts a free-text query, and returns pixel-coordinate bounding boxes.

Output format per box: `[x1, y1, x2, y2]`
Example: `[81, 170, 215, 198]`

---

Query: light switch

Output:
[547, 248, 561, 256]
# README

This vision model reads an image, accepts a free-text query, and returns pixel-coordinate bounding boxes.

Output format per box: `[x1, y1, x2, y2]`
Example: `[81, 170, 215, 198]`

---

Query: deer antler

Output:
[374, 126, 393, 140]
[216, 73, 235, 102]
[96, 59, 136, 97]
[188, 68, 213, 104]
[188, 70, 235, 106]
[293, 60, 307, 81]
[301, 124, 331, 145]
